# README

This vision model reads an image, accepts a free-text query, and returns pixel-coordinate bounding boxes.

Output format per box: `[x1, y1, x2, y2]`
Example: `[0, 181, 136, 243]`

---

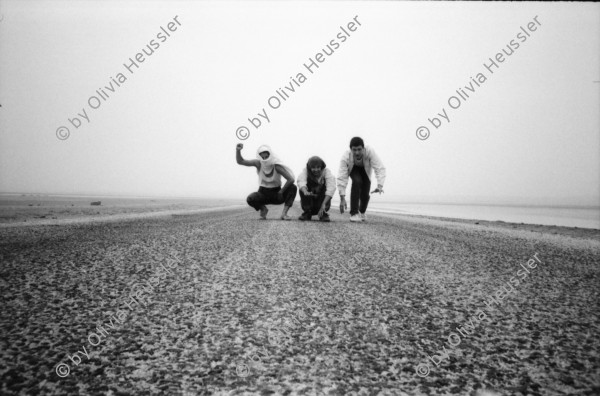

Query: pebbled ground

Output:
[0, 207, 599, 395]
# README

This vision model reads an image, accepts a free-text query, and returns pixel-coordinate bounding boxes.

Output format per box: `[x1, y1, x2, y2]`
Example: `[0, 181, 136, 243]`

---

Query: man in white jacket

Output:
[297, 156, 336, 222]
[337, 137, 386, 222]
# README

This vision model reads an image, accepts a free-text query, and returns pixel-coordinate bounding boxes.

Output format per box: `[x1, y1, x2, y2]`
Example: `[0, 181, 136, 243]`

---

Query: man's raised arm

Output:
[236, 143, 259, 168]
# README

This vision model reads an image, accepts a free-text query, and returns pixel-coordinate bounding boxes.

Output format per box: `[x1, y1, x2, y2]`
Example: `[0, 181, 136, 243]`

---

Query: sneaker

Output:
[359, 212, 366, 222]
[319, 213, 330, 222]
[280, 215, 291, 220]
[350, 214, 362, 222]
[298, 212, 312, 221]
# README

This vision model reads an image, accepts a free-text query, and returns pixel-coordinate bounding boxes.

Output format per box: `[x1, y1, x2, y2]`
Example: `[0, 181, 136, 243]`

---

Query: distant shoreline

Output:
[368, 204, 600, 230]
[370, 211, 600, 240]
[0, 205, 245, 228]
[371, 201, 600, 210]
[0, 192, 233, 200]
[2, 193, 598, 208]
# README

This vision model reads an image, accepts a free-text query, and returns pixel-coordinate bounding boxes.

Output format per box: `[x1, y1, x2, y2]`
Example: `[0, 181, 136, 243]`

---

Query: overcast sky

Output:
[1, 1, 598, 205]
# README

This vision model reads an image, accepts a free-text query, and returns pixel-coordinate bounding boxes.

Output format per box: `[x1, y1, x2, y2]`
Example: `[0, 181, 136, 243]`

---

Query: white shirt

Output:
[336, 146, 386, 197]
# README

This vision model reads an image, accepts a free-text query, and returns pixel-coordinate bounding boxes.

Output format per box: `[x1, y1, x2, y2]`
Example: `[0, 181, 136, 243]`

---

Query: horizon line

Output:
[1, 192, 598, 209]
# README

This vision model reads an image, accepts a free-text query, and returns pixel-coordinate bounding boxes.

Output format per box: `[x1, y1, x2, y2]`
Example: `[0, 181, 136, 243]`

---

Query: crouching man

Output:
[236, 143, 297, 220]
[297, 156, 336, 222]
[337, 137, 386, 222]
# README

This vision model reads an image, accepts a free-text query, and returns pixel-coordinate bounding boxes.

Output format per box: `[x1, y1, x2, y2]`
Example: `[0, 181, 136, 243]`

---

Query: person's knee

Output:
[352, 181, 363, 191]
[285, 185, 298, 202]
[247, 193, 259, 206]
[351, 176, 363, 188]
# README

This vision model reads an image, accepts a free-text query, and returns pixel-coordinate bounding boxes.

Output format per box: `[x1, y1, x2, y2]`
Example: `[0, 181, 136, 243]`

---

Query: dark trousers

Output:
[349, 166, 371, 215]
[246, 185, 297, 211]
[300, 190, 331, 215]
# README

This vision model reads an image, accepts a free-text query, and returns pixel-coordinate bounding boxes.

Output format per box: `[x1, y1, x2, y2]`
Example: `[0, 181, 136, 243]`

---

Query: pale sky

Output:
[1, 1, 599, 205]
